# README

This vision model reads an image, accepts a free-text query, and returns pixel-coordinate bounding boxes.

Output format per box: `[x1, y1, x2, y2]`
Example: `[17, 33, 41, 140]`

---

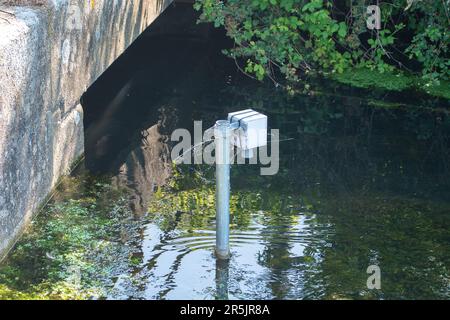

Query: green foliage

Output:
[422, 80, 450, 100]
[404, 0, 449, 84]
[194, 0, 449, 91]
[0, 176, 133, 300]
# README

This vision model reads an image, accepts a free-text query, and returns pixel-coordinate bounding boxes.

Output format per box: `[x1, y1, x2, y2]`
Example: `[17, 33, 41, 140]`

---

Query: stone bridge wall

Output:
[0, 0, 172, 260]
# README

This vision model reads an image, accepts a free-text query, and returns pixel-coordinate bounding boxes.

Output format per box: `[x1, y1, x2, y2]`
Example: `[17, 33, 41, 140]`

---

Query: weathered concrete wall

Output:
[0, 0, 172, 260]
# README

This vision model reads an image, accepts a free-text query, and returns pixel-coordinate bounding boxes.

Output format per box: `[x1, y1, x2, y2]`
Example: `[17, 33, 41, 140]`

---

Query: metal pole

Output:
[214, 120, 231, 260]
[215, 258, 230, 299]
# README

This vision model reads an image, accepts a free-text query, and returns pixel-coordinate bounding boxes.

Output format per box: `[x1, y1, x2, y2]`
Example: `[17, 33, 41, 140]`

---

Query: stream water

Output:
[0, 4, 449, 300]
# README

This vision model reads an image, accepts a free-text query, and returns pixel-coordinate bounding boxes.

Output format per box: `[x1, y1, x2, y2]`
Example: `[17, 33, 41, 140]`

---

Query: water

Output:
[0, 4, 449, 300]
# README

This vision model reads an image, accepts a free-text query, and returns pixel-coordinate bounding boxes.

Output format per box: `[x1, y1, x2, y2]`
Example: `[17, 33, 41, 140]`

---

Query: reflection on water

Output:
[111, 124, 172, 216]
[108, 193, 336, 300]
[80, 3, 450, 299]
[0, 4, 449, 300]
[103, 170, 450, 300]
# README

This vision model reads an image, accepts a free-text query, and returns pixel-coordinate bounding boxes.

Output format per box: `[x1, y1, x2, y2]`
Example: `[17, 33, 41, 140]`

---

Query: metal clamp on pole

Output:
[214, 110, 268, 260]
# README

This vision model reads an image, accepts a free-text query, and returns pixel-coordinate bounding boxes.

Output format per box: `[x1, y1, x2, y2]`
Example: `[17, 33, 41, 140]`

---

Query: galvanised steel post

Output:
[214, 120, 232, 260]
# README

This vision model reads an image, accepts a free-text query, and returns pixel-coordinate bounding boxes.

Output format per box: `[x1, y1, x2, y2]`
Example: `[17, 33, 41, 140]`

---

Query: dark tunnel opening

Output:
[80, 2, 234, 175]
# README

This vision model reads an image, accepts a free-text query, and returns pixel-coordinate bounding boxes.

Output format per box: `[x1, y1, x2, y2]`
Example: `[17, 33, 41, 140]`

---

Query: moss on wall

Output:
[331, 68, 450, 100]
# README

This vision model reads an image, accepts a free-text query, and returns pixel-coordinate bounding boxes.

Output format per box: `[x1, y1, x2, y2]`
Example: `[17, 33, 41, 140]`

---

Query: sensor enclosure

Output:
[228, 109, 267, 158]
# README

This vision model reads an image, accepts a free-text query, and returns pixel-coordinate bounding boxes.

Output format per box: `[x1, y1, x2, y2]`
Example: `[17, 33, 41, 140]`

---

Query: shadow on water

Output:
[1, 3, 449, 300]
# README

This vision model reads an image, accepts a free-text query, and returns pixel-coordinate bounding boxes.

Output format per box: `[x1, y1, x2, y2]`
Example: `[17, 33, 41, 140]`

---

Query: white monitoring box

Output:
[228, 109, 268, 156]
